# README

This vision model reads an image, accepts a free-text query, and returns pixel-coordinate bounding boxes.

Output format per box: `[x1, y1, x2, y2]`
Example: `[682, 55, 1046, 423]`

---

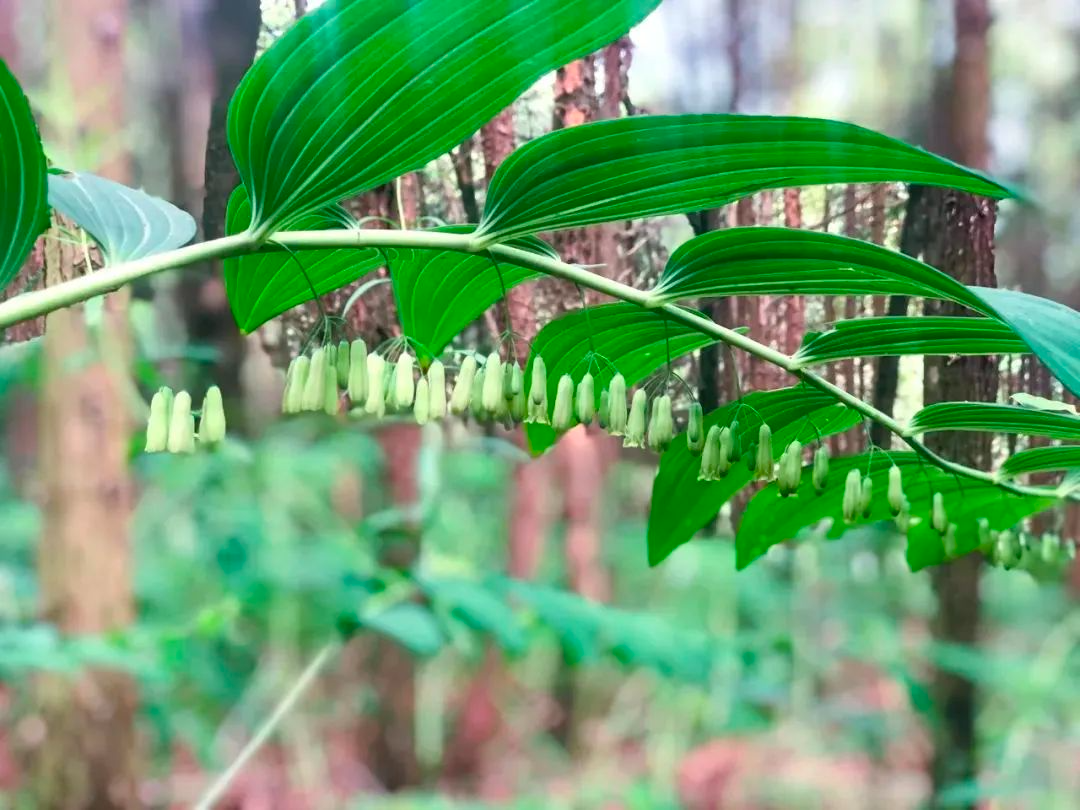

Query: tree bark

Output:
[923, 2, 994, 804]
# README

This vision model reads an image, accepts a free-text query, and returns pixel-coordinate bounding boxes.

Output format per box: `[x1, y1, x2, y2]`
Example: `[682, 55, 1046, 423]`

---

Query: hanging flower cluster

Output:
[144, 385, 226, 453]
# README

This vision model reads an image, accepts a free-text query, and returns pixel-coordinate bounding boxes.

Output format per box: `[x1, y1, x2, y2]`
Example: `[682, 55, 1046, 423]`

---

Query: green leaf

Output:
[1000, 446, 1080, 479]
[224, 186, 383, 332]
[500, 579, 601, 664]
[47, 172, 196, 264]
[970, 287, 1080, 399]
[651, 228, 986, 308]
[1009, 392, 1077, 415]
[909, 402, 1080, 441]
[0, 58, 49, 293]
[478, 116, 1015, 242]
[647, 386, 862, 566]
[523, 303, 719, 455]
[361, 602, 444, 657]
[388, 228, 553, 358]
[417, 575, 526, 654]
[229, 0, 661, 234]
[736, 452, 1055, 571]
[793, 316, 1027, 367]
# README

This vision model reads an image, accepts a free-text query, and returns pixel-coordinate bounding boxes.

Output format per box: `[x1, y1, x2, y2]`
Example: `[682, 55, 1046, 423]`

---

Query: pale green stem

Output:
[193, 641, 339, 810]
[0, 227, 1068, 503]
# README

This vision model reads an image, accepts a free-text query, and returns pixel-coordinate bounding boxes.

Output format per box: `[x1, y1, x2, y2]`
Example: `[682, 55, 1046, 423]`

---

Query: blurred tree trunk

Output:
[0, 0, 15, 63]
[922, 1, 994, 804]
[178, 0, 261, 403]
[20, 4, 139, 807]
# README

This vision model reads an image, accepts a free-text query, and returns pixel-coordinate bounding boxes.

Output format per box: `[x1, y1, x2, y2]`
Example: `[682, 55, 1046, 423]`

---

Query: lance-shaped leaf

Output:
[224, 186, 382, 332]
[969, 287, 1080, 400]
[523, 303, 719, 455]
[1000, 446, 1080, 479]
[387, 228, 553, 358]
[647, 387, 862, 566]
[793, 316, 1028, 367]
[478, 115, 1015, 242]
[0, 59, 48, 293]
[47, 171, 196, 264]
[737, 452, 1056, 571]
[909, 402, 1080, 441]
[1009, 392, 1077, 415]
[651, 228, 985, 308]
[228, 0, 662, 234]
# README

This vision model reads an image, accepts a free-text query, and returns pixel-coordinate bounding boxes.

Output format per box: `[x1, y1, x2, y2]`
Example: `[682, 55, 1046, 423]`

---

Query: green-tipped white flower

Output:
[717, 426, 734, 476]
[778, 440, 802, 497]
[529, 357, 548, 406]
[686, 402, 705, 456]
[932, 492, 948, 534]
[552, 374, 575, 431]
[598, 390, 610, 429]
[606, 374, 628, 436]
[145, 387, 172, 453]
[347, 339, 368, 402]
[286, 356, 309, 415]
[842, 468, 861, 524]
[470, 360, 487, 421]
[503, 361, 523, 401]
[450, 354, 478, 415]
[624, 389, 648, 448]
[943, 523, 960, 558]
[647, 395, 674, 452]
[753, 423, 774, 480]
[167, 390, 196, 454]
[481, 351, 503, 413]
[1040, 533, 1061, 565]
[391, 352, 415, 410]
[364, 353, 387, 417]
[323, 350, 340, 415]
[895, 500, 913, 534]
[199, 385, 227, 444]
[698, 425, 722, 481]
[302, 348, 327, 412]
[427, 360, 446, 420]
[858, 475, 873, 518]
[509, 363, 526, 422]
[336, 340, 351, 388]
[996, 531, 1022, 569]
[887, 465, 904, 516]
[812, 445, 830, 494]
[576, 373, 595, 425]
[414, 377, 430, 425]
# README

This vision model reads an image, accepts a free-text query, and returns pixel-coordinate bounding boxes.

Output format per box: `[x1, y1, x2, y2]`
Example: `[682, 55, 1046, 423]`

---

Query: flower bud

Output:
[647, 394, 674, 452]
[302, 348, 327, 412]
[481, 351, 503, 413]
[450, 354, 478, 415]
[529, 357, 548, 406]
[286, 356, 310, 414]
[932, 492, 948, 534]
[427, 360, 447, 419]
[470, 360, 487, 421]
[503, 361, 522, 400]
[199, 385, 227, 444]
[323, 352, 340, 415]
[778, 440, 802, 496]
[717, 426, 734, 475]
[509, 363, 527, 422]
[943, 523, 959, 558]
[576, 373, 596, 425]
[842, 468, 861, 523]
[753, 423, 774, 480]
[414, 377, 430, 425]
[686, 402, 705, 456]
[698, 425, 723, 481]
[887, 465, 904, 516]
[336, 340, 351, 388]
[364, 353, 387, 417]
[598, 390, 610, 429]
[347, 339, 368, 402]
[552, 374, 575, 431]
[167, 390, 196, 454]
[977, 518, 992, 553]
[1040, 533, 1060, 565]
[623, 389, 648, 448]
[812, 445, 830, 494]
[858, 475, 873, 518]
[996, 531, 1021, 569]
[392, 352, 416, 410]
[145, 387, 172, 452]
[606, 374, 628, 436]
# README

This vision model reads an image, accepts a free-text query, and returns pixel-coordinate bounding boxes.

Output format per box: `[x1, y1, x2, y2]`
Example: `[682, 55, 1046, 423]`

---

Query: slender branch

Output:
[0, 227, 1068, 504]
[193, 642, 340, 810]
